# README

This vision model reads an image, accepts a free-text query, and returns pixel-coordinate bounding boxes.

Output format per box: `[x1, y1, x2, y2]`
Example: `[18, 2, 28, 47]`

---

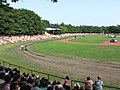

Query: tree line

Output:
[59, 23, 120, 34]
[47, 23, 120, 34]
[0, 5, 120, 36]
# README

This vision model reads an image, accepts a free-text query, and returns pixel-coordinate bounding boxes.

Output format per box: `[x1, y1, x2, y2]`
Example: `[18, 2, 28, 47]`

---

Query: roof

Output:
[46, 28, 61, 31]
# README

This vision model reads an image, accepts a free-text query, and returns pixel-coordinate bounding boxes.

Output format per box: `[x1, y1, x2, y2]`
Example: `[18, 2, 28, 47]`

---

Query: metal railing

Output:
[0, 59, 64, 80]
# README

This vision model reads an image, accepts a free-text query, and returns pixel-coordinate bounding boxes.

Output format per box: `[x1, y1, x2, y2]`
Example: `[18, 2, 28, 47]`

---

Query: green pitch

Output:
[70, 35, 120, 43]
[30, 35, 120, 62]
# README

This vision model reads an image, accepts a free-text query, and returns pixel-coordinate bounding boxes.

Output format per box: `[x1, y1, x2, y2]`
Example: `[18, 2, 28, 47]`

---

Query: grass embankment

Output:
[0, 42, 47, 74]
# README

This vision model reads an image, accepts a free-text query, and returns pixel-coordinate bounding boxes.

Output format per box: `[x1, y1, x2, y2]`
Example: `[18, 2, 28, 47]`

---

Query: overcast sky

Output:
[9, 0, 120, 26]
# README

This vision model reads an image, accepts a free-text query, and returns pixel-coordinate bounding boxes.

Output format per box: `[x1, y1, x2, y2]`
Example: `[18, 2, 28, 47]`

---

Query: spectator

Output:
[40, 82, 47, 90]
[95, 75, 103, 90]
[0, 72, 5, 88]
[40, 77, 46, 88]
[85, 77, 94, 90]
[0, 74, 11, 90]
[63, 82, 70, 90]
[10, 82, 20, 90]
[47, 81, 52, 90]
[63, 76, 70, 90]
[0, 72, 5, 84]
[64, 76, 70, 85]
[27, 76, 34, 87]
[55, 81, 64, 90]
[31, 81, 40, 90]
[52, 80, 56, 90]
[20, 80, 27, 88]
[20, 84, 31, 90]
[73, 83, 81, 90]
[47, 81, 52, 87]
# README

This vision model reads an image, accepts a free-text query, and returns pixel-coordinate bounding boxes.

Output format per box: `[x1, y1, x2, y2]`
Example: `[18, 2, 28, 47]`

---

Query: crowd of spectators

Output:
[0, 63, 103, 90]
[0, 35, 51, 45]
[0, 33, 95, 45]
[0, 32, 103, 46]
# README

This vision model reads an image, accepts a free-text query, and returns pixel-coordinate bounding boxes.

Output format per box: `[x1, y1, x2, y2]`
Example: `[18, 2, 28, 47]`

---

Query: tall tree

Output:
[0, 6, 45, 35]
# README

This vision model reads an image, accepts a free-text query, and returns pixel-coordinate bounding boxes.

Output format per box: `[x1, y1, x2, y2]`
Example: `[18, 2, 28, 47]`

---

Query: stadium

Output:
[0, 1, 120, 90]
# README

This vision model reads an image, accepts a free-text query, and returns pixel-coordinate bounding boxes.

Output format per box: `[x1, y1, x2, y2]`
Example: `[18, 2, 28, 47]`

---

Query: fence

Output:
[0, 59, 120, 90]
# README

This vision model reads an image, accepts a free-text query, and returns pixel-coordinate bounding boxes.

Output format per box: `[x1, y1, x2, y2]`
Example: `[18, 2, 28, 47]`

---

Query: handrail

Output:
[0, 59, 64, 80]
[0, 59, 120, 90]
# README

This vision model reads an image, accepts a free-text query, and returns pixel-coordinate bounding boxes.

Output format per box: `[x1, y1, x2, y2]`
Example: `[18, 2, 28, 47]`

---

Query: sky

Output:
[9, 0, 120, 26]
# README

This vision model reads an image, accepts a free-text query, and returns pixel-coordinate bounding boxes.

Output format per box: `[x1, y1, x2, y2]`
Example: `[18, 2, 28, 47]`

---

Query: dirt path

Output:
[21, 38, 120, 88]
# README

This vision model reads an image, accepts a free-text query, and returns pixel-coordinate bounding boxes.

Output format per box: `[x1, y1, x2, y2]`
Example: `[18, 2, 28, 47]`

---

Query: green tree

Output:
[0, 6, 45, 35]
[108, 26, 118, 33]
[41, 20, 50, 28]
[116, 25, 120, 33]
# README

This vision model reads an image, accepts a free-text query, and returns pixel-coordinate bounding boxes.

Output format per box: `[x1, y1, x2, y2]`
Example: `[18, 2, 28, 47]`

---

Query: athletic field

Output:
[30, 35, 120, 62]
[0, 35, 120, 89]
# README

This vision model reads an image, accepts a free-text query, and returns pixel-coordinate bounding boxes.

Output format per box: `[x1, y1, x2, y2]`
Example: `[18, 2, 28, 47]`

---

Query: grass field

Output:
[30, 35, 120, 62]
[70, 35, 120, 43]
[0, 35, 120, 89]
[0, 42, 45, 72]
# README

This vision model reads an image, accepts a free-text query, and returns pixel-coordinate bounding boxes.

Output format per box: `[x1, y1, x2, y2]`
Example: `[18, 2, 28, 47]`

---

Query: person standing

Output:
[85, 77, 94, 90]
[95, 75, 103, 90]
